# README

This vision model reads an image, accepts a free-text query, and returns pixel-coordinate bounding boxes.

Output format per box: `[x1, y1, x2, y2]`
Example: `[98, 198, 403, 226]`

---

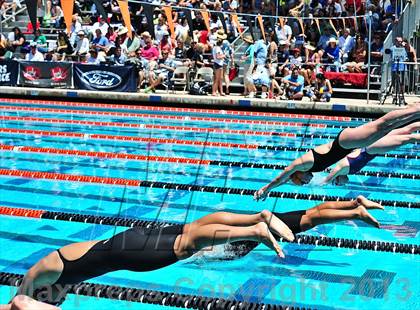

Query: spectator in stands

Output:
[91, 16, 109, 37]
[267, 31, 278, 65]
[403, 38, 417, 94]
[155, 14, 169, 44]
[275, 19, 292, 44]
[69, 15, 82, 46]
[370, 32, 384, 74]
[301, 43, 320, 85]
[208, 25, 219, 48]
[33, 29, 47, 53]
[175, 17, 190, 42]
[159, 31, 173, 55]
[246, 61, 270, 99]
[220, 32, 234, 95]
[240, 35, 255, 96]
[109, 46, 127, 65]
[42, 0, 52, 27]
[56, 31, 73, 60]
[317, 27, 333, 50]
[212, 37, 226, 96]
[1, 0, 20, 22]
[338, 28, 355, 63]
[140, 37, 159, 71]
[120, 27, 140, 56]
[73, 30, 90, 57]
[188, 42, 205, 69]
[50, 1, 64, 28]
[174, 38, 187, 61]
[254, 34, 268, 67]
[345, 34, 367, 73]
[277, 40, 290, 76]
[320, 37, 341, 72]
[25, 42, 44, 61]
[145, 50, 177, 93]
[9, 26, 26, 53]
[307, 72, 333, 102]
[283, 67, 304, 100]
[289, 48, 303, 68]
[86, 48, 105, 64]
[91, 29, 109, 53]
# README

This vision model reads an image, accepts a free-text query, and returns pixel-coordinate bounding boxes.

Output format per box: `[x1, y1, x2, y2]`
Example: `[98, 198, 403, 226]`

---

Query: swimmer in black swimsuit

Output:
[323, 122, 420, 185]
[254, 104, 420, 200]
[3, 210, 295, 308]
[227, 195, 383, 258]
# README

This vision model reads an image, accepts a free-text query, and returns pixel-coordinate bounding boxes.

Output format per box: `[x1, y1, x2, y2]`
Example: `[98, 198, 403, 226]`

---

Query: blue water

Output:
[0, 99, 418, 309]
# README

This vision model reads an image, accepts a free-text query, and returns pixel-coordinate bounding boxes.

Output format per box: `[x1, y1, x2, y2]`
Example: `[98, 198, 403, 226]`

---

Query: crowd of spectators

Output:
[0, 0, 417, 99]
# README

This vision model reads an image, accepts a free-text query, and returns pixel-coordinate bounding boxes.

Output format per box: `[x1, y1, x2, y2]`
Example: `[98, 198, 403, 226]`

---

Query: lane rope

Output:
[1, 127, 417, 159]
[0, 168, 417, 208]
[0, 97, 357, 122]
[0, 272, 308, 310]
[0, 206, 417, 254]
[2, 144, 418, 180]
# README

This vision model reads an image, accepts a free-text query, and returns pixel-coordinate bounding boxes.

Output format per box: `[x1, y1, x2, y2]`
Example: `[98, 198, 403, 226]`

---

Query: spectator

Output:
[275, 19, 292, 44]
[42, 0, 52, 27]
[321, 37, 341, 72]
[154, 14, 169, 44]
[403, 38, 417, 94]
[240, 35, 255, 96]
[289, 48, 303, 68]
[140, 37, 159, 71]
[33, 29, 48, 53]
[267, 31, 278, 64]
[307, 72, 333, 102]
[56, 31, 73, 60]
[175, 17, 190, 42]
[1, 0, 20, 22]
[73, 30, 90, 56]
[187, 42, 205, 69]
[220, 32, 234, 95]
[86, 48, 105, 64]
[212, 37, 226, 96]
[174, 38, 187, 61]
[389, 37, 408, 102]
[277, 40, 290, 76]
[9, 27, 26, 53]
[301, 43, 320, 85]
[317, 27, 333, 50]
[109, 46, 127, 65]
[50, 1, 64, 28]
[370, 32, 384, 74]
[283, 67, 305, 100]
[345, 35, 367, 73]
[254, 34, 268, 66]
[145, 50, 177, 93]
[69, 15, 82, 45]
[91, 29, 109, 53]
[91, 16, 109, 37]
[25, 42, 44, 61]
[159, 31, 173, 55]
[245, 61, 270, 99]
[338, 28, 355, 63]
[120, 27, 140, 56]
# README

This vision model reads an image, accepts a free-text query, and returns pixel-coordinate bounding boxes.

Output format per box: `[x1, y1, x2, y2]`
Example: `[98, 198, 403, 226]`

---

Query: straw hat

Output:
[304, 43, 316, 51]
[327, 37, 338, 44]
[243, 34, 253, 44]
[216, 29, 227, 40]
[118, 26, 129, 36]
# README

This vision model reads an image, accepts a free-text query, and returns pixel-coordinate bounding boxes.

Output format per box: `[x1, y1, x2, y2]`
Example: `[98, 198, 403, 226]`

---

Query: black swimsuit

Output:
[54, 224, 184, 286]
[309, 130, 354, 172]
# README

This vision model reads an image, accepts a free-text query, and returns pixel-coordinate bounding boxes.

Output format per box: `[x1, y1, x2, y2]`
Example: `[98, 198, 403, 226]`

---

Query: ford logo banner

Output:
[81, 70, 122, 89]
[74, 64, 138, 92]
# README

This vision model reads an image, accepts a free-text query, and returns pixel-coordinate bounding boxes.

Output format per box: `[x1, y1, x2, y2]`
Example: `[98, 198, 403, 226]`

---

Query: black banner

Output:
[0, 60, 18, 86]
[19, 61, 72, 88]
[74, 64, 137, 92]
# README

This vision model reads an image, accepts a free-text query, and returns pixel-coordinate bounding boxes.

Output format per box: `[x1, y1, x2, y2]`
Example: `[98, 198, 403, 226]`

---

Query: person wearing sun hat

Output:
[72, 30, 90, 57]
[320, 37, 341, 72]
[119, 26, 140, 56]
[212, 31, 226, 96]
[25, 42, 44, 61]
[217, 29, 233, 95]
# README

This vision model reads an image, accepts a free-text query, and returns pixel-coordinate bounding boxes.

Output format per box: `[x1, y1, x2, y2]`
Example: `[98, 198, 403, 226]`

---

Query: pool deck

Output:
[1, 86, 419, 115]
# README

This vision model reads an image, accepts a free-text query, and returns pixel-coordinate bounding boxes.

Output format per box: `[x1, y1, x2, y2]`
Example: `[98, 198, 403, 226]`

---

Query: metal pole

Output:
[367, 11, 372, 105]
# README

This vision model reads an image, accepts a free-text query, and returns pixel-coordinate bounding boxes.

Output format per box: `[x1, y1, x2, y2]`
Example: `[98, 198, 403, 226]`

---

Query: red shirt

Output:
[141, 45, 159, 60]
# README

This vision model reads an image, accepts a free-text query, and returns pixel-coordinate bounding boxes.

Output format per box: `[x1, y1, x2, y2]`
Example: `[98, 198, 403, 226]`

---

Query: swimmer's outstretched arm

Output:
[254, 155, 310, 201]
[322, 160, 350, 185]
[1, 295, 60, 310]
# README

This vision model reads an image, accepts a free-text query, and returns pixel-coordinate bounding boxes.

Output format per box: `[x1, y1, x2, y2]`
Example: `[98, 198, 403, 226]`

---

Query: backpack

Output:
[189, 81, 210, 96]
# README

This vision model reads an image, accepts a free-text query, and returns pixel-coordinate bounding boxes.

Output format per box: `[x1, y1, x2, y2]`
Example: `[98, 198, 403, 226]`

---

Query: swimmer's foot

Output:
[357, 206, 380, 228]
[356, 195, 384, 210]
[255, 222, 285, 258]
[260, 210, 295, 242]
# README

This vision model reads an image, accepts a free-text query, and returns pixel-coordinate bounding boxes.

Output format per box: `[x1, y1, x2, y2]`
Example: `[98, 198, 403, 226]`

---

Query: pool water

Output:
[0, 98, 418, 309]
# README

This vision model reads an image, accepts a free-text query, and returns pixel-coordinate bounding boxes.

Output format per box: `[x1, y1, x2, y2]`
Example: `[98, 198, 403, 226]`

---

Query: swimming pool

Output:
[0, 97, 418, 310]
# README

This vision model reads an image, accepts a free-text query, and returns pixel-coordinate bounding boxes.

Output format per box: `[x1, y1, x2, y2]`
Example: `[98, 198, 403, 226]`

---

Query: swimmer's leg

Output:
[188, 211, 294, 241]
[300, 206, 380, 231]
[367, 133, 420, 154]
[339, 104, 420, 149]
[177, 222, 285, 258]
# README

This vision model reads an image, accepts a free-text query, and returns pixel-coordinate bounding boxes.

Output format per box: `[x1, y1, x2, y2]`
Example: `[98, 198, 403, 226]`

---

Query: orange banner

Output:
[257, 15, 265, 41]
[231, 14, 242, 36]
[163, 6, 175, 40]
[329, 19, 339, 37]
[117, 0, 132, 38]
[61, 0, 74, 34]
[201, 10, 210, 31]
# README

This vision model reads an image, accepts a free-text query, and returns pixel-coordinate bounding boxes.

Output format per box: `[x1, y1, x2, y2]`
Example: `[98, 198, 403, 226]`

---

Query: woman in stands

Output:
[254, 104, 420, 200]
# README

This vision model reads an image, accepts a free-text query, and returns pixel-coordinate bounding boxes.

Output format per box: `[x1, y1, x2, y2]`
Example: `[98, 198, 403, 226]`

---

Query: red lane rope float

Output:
[4, 144, 211, 165]
[0, 206, 44, 218]
[0, 97, 352, 121]
[0, 128, 260, 149]
[0, 115, 295, 137]
[0, 169, 141, 186]
[0, 105, 327, 128]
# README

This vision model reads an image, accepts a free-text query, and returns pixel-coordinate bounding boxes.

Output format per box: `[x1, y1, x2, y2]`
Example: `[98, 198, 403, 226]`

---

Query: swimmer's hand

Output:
[254, 185, 270, 201]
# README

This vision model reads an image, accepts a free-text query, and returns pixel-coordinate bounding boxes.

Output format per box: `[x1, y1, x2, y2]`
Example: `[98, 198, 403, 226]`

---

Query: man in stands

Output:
[283, 67, 305, 100]
[145, 50, 177, 93]
[25, 42, 44, 61]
